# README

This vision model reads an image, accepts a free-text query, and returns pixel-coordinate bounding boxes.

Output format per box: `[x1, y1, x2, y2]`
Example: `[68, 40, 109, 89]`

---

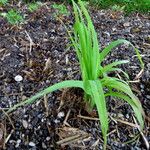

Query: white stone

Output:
[54, 119, 60, 124]
[14, 75, 23, 82]
[29, 142, 36, 147]
[22, 120, 28, 129]
[57, 112, 65, 118]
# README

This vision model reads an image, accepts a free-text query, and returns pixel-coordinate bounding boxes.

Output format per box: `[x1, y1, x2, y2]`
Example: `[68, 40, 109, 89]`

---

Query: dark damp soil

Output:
[0, 1, 150, 150]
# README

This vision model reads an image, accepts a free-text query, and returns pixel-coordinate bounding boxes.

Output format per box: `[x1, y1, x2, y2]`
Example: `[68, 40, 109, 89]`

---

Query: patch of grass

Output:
[111, 4, 125, 11]
[125, 0, 150, 14]
[0, 0, 8, 6]
[4, 9, 24, 25]
[89, 0, 150, 14]
[52, 3, 70, 17]
[28, 2, 41, 12]
[7, 0, 144, 149]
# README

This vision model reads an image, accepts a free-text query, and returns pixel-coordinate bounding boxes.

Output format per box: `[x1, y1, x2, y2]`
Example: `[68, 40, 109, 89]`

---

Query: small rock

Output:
[42, 142, 47, 149]
[57, 112, 65, 118]
[118, 113, 123, 118]
[15, 139, 21, 148]
[22, 120, 28, 129]
[14, 75, 23, 82]
[112, 27, 116, 31]
[145, 70, 149, 78]
[65, 54, 69, 65]
[22, 95, 27, 101]
[67, 68, 72, 71]
[147, 63, 150, 70]
[126, 114, 129, 119]
[54, 119, 60, 124]
[46, 137, 50, 141]
[123, 22, 130, 27]
[146, 95, 150, 100]
[29, 141, 36, 147]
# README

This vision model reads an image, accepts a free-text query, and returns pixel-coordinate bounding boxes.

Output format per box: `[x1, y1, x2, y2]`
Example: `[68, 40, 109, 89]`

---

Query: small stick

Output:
[57, 133, 89, 146]
[25, 30, 34, 55]
[5, 130, 14, 144]
[63, 109, 71, 127]
[128, 80, 140, 83]
[44, 95, 49, 117]
[77, 115, 99, 121]
[91, 139, 99, 147]
[110, 116, 137, 128]
[1, 110, 15, 129]
[134, 69, 144, 80]
[107, 129, 116, 136]
[133, 116, 149, 150]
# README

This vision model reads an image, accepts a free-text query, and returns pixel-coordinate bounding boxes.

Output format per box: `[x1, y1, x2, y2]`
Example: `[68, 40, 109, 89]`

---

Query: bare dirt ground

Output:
[0, 1, 150, 149]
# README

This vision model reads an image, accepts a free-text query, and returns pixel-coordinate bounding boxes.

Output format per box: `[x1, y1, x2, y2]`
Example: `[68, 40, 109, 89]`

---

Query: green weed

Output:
[5, 9, 24, 25]
[7, 0, 144, 149]
[52, 3, 70, 17]
[28, 2, 41, 12]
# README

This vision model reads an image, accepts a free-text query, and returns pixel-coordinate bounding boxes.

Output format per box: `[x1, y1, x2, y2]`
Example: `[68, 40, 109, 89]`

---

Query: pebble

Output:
[66, 54, 69, 64]
[29, 141, 36, 147]
[118, 113, 124, 118]
[42, 142, 47, 149]
[46, 137, 50, 141]
[14, 75, 23, 82]
[145, 70, 149, 78]
[57, 112, 65, 118]
[22, 120, 28, 129]
[123, 22, 130, 27]
[126, 114, 129, 119]
[54, 119, 60, 124]
[146, 95, 150, 100]
[147, 63, 150, 70]
[15, 139, 21, 148]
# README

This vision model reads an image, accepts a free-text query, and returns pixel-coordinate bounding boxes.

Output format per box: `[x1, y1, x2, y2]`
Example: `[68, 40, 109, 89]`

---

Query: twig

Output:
[110, 116, 137, 128]
[77, 115, 99, 121]
[133, 116, 149, 150]
[25, 30, 34, 55]
[134, 69, 144, 80]
[44, 95, 49, 117]
[63, 109, 71, 127]
[57, 133, 89, 146]
[1, 110, 15, 129]
[107, 129, 116, 136]
[128, 80, 140, 83]
[5, 130, 14, 144]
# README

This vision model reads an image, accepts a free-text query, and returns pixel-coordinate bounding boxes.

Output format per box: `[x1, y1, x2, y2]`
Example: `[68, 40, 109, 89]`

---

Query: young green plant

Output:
[7, 0, 144, 149]
[28, 2, 41, 12]
[52, 3, 70, 18]
[5, 9, 23, 25]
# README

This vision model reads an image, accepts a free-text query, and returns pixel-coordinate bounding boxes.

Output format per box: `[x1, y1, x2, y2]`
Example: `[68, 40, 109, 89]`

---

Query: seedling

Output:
[28, 2, 41, 12]
[7, 0, 144, 149]
[5, 9, 24, 25]
[52, 3, 70, 18]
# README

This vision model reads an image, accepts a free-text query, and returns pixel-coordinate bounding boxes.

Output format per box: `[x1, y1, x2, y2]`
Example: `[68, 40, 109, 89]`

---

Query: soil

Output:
[0, 1, 150, 150]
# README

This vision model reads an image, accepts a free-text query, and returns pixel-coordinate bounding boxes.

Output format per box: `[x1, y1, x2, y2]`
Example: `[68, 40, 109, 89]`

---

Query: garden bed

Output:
[0, 1, 150, 149]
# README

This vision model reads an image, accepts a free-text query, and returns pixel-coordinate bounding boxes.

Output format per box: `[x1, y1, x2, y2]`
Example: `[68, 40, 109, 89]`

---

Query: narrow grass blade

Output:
[105, 67, 129, 79]
[7, 80, 84, 113]
[89, 80, 108, 150]
[100, 39, 144, 69]
[102, 60, 129, 74]
[105, 92, 144, 129]
[102, 77, 144, 128]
